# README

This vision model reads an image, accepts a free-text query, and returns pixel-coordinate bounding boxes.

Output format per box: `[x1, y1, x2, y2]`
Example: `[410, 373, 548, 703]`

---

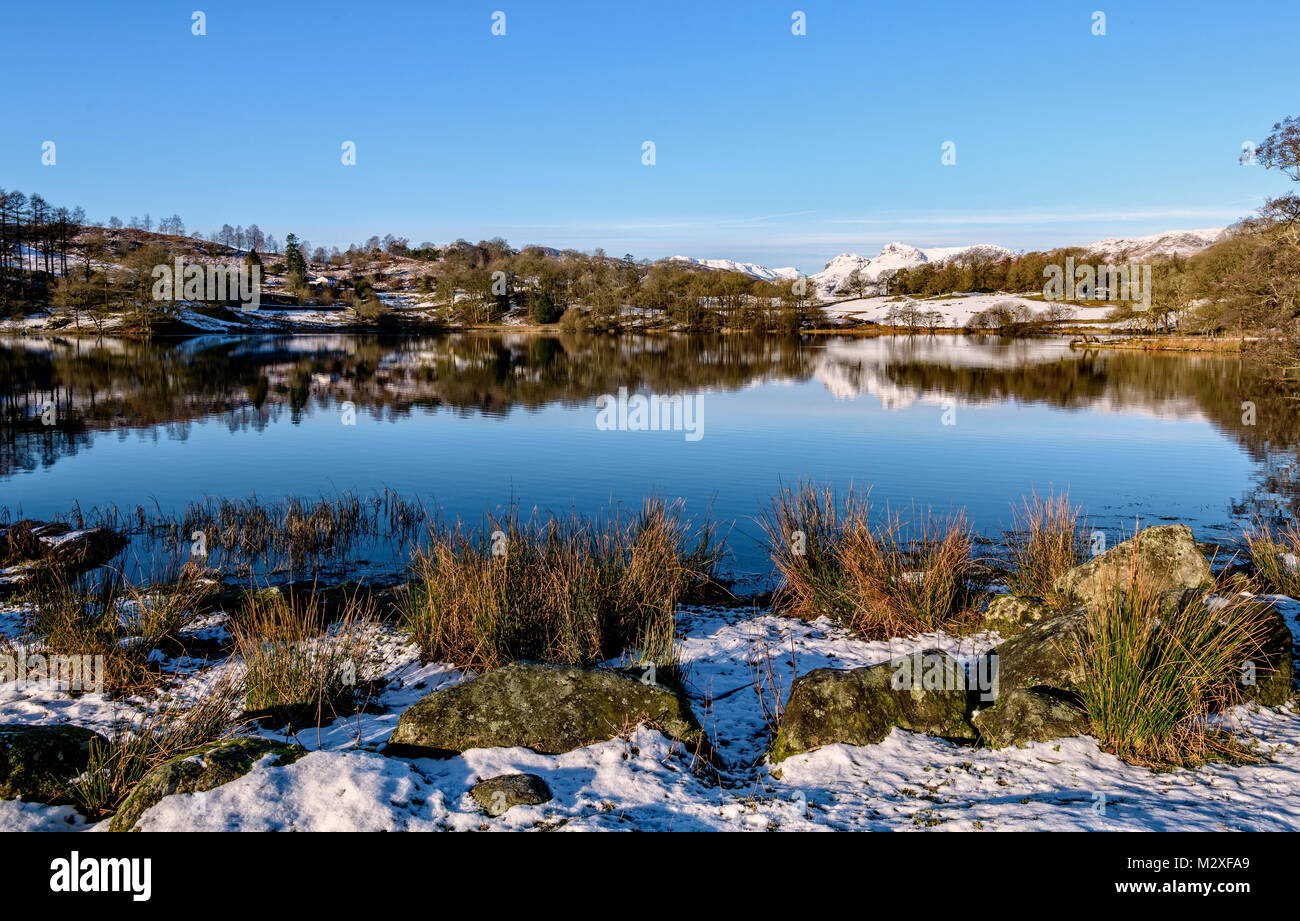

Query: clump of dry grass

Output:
[230, 586, 374, 728]
[1243, 519, 1300, 597]
[761, 483, 980, 638]
[1074, 539, 1277, 768]
[1004, 490, 1085, 603]
[397, 498, 721, 672]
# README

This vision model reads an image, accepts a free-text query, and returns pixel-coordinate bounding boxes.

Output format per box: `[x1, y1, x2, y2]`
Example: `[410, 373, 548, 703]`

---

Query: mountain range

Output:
[675, 228, 1226, 297]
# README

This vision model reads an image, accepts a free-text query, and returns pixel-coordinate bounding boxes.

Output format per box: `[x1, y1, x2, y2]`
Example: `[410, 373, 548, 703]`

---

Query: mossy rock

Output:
[1052, 524, 1211, 608]
[972, 687, 1091, 749]
[980, 609, 1089, 698]
[109, 738, 305, 832]
[386, 661, 704, 757]
[0, 724, 107, 804]
[982, 594, 1055, 636]
[769, 650, 975, 763]
[471, 773, 553, 816]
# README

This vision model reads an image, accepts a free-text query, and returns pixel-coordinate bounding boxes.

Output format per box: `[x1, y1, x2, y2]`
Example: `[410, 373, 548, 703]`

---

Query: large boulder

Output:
[470, 773, 553, 816]
[769, 650, 975, 763]
[109, 737, 304, 832]
[0, 724, 107, 804]
[980, 608, 1089, 698]
[972, 687, 1091, 749]
[1052, 524, 1211, 608]
[386, 662, 704, 757]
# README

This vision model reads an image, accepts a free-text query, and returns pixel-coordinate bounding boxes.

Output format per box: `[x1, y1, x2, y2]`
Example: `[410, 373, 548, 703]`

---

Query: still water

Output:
[2, 332, 1295, 583]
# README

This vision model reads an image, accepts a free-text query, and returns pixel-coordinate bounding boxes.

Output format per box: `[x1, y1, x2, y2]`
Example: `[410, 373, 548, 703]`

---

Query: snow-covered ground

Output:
[2, 594, 1296, 832]
[820, 292, 1114, 327]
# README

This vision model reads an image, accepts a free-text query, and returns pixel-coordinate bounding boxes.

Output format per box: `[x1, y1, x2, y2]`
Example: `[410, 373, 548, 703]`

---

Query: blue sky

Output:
[2, 0, 1296, 272]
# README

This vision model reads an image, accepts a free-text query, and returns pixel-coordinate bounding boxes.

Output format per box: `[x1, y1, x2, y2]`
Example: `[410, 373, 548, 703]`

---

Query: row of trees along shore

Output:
[1, 117, 1297, 359]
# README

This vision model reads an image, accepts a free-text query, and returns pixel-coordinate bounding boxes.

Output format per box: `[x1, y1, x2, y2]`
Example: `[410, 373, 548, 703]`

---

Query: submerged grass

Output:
[1073, 538, 1277, 768]
[760, 483, 982, 638]
[397, 497, 721, 672]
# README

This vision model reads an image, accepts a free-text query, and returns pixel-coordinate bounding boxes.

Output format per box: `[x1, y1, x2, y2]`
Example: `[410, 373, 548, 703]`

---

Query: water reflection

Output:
[2, 331, 1296, 536]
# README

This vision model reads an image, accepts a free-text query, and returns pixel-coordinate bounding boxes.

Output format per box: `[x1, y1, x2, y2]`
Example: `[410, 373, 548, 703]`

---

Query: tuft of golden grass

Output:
[761, 483, 980, 638]
[1073, 538, 1276, 768]
[1005, 490, 1085, 604]
[397, 498, 720, 673]
[1243, 520, 1300, 598]
[229, 586, 374, 728]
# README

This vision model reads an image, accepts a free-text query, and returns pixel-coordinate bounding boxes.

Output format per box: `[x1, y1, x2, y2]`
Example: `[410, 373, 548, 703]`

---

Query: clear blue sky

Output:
[2, 0, 1296, 272]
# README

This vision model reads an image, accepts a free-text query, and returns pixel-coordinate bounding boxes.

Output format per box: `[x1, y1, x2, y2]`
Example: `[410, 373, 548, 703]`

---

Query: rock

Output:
[982, 594, 1053, 635]
[1239, 604, 1294, 708]
[1052, 524, 1211, 608]
[470, 773, 553, 816]
[386, 662, 704, 757]
[0, 521, 127, 597]
[42, 527, 128, 570]
[0, 724, 107, 804]
[109, 738, 304, 832]
[972, 687, 1091, 749]
[769, 650, 975, 762]
[980, 609, 1089, 697]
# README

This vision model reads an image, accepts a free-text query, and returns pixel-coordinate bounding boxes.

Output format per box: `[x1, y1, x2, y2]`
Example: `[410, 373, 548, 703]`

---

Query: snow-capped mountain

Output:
[671, 229, 1222, 300]
[1080, 228, 1224, 260]
[669, 256, 800, 282]
[808, 242, 1014, 298]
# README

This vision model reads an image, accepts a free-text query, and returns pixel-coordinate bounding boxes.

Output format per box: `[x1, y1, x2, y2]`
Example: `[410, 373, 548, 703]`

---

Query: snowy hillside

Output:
[669, 256, 800, 282]
[1080, 228, 1225, 260]
[809, 242, 1015, 298]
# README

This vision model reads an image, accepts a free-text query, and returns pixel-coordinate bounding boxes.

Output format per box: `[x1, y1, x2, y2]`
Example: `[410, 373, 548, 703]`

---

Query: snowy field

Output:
[2, 595, 1296, 833]
[820, 293, 1116, 328]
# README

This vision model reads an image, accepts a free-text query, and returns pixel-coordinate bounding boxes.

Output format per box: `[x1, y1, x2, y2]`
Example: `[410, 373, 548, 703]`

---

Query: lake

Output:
[2, 332, 1296, 586]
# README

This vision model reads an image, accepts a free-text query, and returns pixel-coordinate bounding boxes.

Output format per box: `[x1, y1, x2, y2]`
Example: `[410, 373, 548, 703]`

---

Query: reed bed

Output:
[760, 483, 981, 638]
[397, 497, 721, 672]
[27, 490, 427, 572]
